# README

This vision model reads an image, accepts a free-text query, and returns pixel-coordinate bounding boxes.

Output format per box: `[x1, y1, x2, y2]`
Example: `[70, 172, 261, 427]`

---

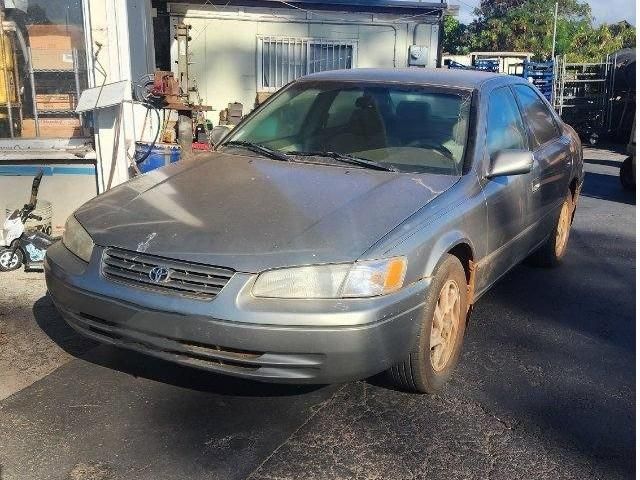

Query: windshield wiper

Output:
[288, 151, 398, 172]
[223, 141, 290, 162]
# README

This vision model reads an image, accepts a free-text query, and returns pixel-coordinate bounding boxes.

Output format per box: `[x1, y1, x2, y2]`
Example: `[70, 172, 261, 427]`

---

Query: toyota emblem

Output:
[148, 266, 171, 283]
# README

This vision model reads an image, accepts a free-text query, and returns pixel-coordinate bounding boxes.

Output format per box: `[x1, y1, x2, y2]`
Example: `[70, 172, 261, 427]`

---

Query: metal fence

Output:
[257, 37, 356, 92]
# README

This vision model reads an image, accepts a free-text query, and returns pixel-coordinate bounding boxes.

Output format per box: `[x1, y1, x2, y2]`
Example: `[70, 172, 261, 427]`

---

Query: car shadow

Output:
[33, 295, 325, 398]
[583, 157, 626, 169]
[448, 223, 635, 475]
[580, 171, 635, 205]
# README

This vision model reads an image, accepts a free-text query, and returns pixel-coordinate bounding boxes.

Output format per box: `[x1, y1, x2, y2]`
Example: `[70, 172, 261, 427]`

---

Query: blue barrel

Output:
[135, 142, 182, 173]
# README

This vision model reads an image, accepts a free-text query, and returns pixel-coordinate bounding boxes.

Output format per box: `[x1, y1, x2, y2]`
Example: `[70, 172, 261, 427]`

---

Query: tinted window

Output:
[487, 87, 528, 159]
[513, 85, 560, 147]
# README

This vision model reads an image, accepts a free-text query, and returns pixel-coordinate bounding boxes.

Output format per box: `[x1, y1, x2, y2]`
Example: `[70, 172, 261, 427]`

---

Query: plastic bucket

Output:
[135, 142, 182, 173]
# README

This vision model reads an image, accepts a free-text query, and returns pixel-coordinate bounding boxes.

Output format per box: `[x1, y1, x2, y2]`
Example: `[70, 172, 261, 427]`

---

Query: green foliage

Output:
[446, 0, 636, 61]
[443, 16, 471, 55]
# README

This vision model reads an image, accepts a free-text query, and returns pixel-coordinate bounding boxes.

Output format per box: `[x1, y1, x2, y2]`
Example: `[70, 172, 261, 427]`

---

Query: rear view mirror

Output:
[487, 150, 533, 178]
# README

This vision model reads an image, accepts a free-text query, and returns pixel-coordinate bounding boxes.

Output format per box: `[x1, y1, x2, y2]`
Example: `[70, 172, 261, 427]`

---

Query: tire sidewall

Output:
[415, 255, 469, 392]
[621, 157, 635, 190]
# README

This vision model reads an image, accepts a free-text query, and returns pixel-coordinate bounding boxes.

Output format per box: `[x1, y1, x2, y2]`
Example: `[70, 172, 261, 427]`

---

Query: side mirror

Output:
[487, 150, 533, 178]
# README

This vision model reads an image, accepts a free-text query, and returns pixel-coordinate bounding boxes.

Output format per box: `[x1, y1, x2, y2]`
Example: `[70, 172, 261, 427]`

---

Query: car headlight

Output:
[252, 257, 407, 299]
[62, 215, 94, 263]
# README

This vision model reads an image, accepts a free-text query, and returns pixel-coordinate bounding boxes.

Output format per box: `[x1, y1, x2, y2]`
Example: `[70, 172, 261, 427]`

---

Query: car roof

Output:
[297, 68, 521, 90]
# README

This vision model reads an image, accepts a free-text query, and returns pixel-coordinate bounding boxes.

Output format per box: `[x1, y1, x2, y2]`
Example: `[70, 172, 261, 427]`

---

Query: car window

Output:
[486, 87, 528, 159]
[513, 84, 560, 147]
[226, 81, 472, 175]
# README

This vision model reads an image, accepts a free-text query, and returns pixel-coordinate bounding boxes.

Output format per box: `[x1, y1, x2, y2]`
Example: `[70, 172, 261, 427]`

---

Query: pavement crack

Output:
[243, 384, 347, 480]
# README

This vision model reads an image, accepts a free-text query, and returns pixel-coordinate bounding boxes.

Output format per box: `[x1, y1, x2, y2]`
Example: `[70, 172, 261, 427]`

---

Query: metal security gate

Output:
[257, 36, 356, 92]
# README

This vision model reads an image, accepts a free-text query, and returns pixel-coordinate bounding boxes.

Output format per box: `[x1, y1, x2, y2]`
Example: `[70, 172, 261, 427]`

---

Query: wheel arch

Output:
[421, 232, 476, 286]
[569, 177, 579, 202]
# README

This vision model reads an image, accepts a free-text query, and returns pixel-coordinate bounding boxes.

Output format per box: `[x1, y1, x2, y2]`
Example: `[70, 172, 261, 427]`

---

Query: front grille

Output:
[102, 247, 234, 300]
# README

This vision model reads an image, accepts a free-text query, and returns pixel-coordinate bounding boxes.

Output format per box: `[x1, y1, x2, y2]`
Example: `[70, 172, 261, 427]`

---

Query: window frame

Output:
[256, 36, 358, 92]
[510, 83, 562, 150]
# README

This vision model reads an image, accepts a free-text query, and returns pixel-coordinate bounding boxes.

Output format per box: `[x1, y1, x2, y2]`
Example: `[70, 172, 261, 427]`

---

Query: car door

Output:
[511, 84, 572, 246]
[474, 85, 533, 294]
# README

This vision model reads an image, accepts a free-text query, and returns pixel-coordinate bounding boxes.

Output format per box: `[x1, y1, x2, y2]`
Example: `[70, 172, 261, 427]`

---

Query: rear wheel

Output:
[620, 157, 635, 191]
[389, 254, 468, 393]
[527, 191, 574, 268]
[0, 248, 24, 271]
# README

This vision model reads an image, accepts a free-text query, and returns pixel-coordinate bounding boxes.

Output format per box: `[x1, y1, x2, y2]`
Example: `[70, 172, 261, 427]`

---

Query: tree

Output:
[443, 16, 471, 54]
[461, 0, 636, 61]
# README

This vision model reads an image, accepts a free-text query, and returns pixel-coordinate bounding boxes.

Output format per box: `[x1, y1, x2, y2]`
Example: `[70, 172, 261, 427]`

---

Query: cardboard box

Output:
[36, 93, 77, 112]
[28, 24, 82, 50]
[27, 25, 82, 71]
[30, 48, 75, 71]
[22, 118, 83, 138]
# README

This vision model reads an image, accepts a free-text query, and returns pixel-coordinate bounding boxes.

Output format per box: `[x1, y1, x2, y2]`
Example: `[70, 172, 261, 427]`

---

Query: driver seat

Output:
[327, 95, 387, 153]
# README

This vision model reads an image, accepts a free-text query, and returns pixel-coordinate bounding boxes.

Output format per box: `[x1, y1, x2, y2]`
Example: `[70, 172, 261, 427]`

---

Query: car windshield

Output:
[223, 81, 472, 175]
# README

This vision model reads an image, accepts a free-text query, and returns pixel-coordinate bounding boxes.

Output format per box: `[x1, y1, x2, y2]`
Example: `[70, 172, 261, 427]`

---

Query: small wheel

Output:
[0, 247, 24, 271]
[389, 254, 468, 393]
[620, 157, 635, 191]
[527, 191, 574, 268]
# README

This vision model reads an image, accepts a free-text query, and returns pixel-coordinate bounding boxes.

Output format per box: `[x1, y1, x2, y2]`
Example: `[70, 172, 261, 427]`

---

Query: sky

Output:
[453, 0, 636, 26]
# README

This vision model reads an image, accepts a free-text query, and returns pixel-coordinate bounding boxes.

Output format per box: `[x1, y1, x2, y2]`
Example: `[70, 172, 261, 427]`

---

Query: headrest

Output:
[355, 95, 376, 109]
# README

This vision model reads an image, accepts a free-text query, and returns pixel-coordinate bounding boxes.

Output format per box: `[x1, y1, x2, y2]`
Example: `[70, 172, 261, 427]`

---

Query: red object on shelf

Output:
[192, 142, 211, 151]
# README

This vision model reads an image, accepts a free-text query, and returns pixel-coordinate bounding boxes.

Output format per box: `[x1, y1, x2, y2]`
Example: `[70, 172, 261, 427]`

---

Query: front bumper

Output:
[45, 242, 429, 384]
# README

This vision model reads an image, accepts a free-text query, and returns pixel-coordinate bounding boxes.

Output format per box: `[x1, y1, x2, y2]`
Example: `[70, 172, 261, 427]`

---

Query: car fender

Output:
[362, 175, 484, 287]
[417, 230, 476, 281]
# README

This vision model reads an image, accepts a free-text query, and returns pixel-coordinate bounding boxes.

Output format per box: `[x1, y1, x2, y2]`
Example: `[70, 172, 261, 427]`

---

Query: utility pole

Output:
[551, 1, 559, 61]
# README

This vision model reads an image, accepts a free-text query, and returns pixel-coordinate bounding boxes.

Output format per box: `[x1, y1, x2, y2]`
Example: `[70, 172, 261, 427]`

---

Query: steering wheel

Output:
[407, 140, 454, 159]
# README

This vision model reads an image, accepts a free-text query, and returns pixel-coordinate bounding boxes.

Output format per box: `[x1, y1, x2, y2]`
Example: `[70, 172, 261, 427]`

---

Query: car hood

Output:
[75, 152, 458, 272]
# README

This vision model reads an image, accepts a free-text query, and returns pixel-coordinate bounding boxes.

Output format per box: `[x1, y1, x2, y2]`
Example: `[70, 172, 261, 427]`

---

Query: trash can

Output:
[135, 142, 182, 173]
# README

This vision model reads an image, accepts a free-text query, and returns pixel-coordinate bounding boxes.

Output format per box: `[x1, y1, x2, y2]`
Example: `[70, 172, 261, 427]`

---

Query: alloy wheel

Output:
[555, 200, 571, 257]
[430, 279, 461, 372]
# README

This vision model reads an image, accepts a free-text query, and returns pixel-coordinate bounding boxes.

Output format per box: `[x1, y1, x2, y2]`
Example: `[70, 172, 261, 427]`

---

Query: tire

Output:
[388, 254, 468, 394]
[527, 191, 574, 268]
[0, 247, 24, 272]
[620, 157, 635, 191]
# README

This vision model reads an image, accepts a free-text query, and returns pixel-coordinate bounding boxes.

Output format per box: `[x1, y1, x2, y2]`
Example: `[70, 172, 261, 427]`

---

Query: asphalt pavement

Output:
[0, 146, 635, 480]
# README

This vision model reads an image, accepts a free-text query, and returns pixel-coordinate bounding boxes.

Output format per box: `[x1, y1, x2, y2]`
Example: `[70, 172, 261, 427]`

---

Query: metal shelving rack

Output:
[553, 55, 616, 139]
[27, 47, 83, 136]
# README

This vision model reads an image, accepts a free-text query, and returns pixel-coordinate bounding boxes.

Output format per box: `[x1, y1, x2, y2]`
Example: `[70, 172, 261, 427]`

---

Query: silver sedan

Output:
[45, 68, 583, 393]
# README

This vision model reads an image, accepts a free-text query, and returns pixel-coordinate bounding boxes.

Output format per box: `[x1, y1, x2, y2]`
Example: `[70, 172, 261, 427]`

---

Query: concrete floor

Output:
[0, 146, 634, 479]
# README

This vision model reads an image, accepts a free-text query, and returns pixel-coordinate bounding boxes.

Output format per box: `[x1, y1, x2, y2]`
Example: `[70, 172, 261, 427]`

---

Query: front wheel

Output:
[0, 247, 24, 271]
[388, 254, 468, 393]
